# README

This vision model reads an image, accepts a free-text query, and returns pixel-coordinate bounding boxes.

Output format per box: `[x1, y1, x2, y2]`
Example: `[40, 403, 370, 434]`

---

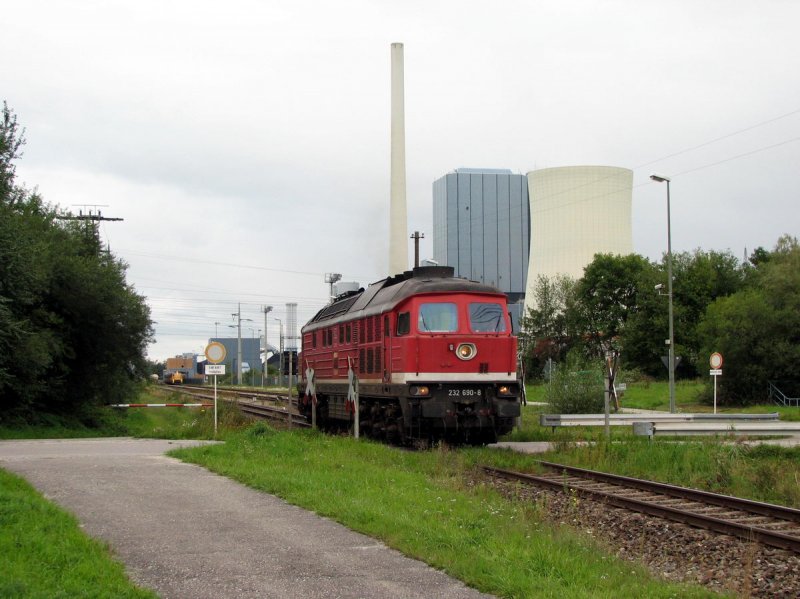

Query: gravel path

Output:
[487, 473, 800, 598]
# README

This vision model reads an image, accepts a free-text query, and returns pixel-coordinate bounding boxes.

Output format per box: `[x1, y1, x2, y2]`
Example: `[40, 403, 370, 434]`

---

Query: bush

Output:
[544, 355, 604, 414]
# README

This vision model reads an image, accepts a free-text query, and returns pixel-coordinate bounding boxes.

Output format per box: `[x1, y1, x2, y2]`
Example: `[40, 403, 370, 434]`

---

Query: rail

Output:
[483, 462, 800, 553]
[162, 385, 309, 428]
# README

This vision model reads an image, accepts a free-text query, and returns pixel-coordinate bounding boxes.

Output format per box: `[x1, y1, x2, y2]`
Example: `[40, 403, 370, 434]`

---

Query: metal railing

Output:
[769, 381, 800, 407]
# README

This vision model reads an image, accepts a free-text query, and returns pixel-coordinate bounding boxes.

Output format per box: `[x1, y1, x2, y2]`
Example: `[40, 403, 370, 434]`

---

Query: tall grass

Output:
[536, 436, 800, 508]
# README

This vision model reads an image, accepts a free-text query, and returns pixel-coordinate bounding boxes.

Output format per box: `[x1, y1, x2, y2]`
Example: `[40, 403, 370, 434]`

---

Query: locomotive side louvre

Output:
[298, 266, 521, 444]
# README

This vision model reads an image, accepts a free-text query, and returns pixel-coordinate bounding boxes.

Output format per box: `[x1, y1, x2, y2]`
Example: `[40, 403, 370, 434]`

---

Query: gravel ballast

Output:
[488, 474, 800, 598]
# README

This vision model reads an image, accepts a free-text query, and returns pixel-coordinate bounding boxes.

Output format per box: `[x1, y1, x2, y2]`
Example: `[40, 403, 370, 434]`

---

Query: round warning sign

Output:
[205, 342, 227, 364]
[709, 352, 723, 370]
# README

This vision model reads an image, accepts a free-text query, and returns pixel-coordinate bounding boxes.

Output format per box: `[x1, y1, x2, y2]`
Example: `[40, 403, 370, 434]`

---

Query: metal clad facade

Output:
[483, 174, 498, 287]
[470, 175, 483, 281]
[509, 174, 523, 292]
[446, 174, 458, 270]
[497, 174, 512, 293]
[457, 173, 472, 278]
[432, 169, 529, 298]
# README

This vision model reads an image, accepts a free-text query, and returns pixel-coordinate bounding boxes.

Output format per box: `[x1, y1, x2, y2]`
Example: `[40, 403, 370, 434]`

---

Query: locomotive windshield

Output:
[468, 302, 507, 333]
[418, 302, 458, 332]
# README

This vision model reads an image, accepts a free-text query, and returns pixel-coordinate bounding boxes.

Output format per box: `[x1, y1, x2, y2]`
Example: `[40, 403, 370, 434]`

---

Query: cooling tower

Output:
[286, 302, 297, 350]
[524, 166, 633, 310]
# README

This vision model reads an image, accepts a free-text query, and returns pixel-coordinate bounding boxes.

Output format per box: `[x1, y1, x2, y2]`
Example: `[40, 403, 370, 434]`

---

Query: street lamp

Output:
[257, 328, 263, 386]
[227, 324, 237, 382]
[262, 306, 272, 387]
[273, 317, 284, 388]
[248, 328, 258, 386]
[651, 173, 676, 413]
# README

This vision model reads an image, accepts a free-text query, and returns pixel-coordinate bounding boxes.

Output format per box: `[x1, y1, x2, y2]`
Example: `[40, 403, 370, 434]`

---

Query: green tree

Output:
[0, 103, 153, 423]
[573, 253, 655, 359]
[698, 236, 800, 404]
[0, 101, 25, 205]
[519, 274, 576, 378]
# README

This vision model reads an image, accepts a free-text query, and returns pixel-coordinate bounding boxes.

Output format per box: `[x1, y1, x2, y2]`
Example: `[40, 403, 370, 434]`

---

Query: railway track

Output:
[484, 461, 800, 554]
[181, 384, 293, 404]
[163, 385, 309, 428]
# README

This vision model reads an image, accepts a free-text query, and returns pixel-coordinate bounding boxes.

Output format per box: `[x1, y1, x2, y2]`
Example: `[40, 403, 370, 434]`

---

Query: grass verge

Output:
[0, 468, 156, 599]
[534, 436, 800, 508]
[171, 425, 714, 598]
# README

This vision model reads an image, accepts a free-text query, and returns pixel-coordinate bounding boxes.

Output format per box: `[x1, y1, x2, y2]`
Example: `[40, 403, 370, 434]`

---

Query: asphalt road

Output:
[0, 438, 491, 599]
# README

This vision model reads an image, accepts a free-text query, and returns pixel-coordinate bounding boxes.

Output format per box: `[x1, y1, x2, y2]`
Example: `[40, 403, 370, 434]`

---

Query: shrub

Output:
[544, 355, 604, 414]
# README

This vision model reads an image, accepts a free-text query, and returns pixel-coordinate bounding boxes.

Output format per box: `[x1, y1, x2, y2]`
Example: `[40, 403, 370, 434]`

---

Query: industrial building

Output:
[432, 168, 530, 303]
[432, 165, 633, 323]
[207, 337, 279, 377]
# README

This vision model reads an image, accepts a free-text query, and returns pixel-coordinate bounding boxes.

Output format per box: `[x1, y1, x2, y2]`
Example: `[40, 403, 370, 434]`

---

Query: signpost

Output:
[709, 352, 723, 414]
[205, 342, 227, 436]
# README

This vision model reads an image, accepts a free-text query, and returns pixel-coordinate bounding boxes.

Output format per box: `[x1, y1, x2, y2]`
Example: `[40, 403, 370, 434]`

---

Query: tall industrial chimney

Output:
[389, 42, 408, 275]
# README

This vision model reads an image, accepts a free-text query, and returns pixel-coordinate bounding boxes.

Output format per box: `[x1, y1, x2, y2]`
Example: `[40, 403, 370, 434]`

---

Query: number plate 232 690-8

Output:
[448, 388, 482, 398]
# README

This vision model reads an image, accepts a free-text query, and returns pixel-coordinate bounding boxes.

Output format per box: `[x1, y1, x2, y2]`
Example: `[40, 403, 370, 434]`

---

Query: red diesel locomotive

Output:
[298, 265, 521, 444]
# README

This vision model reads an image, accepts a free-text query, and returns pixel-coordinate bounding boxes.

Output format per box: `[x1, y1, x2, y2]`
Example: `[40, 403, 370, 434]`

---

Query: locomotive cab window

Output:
[418, 303, 458, 333]
[397, 312, 410, 336]
[468, 302, 507, 333]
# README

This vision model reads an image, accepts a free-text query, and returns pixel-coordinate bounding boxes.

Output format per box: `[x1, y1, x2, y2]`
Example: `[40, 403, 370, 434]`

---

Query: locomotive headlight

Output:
[410, 385, 430, 397]
[497, 384, 517, 397]
[455, 343, 477, 361]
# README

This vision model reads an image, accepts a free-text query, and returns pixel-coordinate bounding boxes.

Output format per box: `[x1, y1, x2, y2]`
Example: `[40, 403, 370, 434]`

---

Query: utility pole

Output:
[410, 231, 424, 268]
[262, 305, 272, 387]
[229, 306, 253, 386]
[232, 305, 242, 385]
[274, 317, 284, 388]
[55, 206, 123, 252]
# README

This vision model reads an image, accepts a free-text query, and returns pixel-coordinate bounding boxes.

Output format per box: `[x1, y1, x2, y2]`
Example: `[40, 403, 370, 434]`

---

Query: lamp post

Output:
[227, 324, 237, 382]
[651, 173, 676, 413]
[257, 328, 263, 386]
[273, 317, 284, 388]
[230, 304, 252, 385]
[248, 328, 258, 386]
[262, 306, 273, 387]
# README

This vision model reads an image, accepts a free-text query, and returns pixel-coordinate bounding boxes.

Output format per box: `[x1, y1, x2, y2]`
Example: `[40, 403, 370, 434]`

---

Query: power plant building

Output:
[524, 165, 633, 311]
[432, 168, 530, 304]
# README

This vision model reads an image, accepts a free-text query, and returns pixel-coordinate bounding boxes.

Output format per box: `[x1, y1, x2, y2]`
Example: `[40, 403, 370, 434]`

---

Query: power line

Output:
[528, 134, 800, 216]
[633, 107, 800, 170]
[118, 249, 378, 281]
[672, 136, 800, 178]
[528, 107, 800, 211]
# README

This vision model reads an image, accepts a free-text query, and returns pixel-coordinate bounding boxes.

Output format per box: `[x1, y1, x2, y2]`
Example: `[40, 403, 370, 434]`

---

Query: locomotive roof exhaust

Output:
[389, 42, 408, 276]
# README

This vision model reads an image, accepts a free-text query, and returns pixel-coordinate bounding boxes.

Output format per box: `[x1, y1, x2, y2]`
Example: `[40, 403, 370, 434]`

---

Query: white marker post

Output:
[305, 362, 317, 429]
[347, 357, 360, 439]
[709, 352, 724, 414]
[205, 342, 228, 437]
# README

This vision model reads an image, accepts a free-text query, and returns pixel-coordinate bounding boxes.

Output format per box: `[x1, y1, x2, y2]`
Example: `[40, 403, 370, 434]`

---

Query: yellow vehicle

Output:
[165, 371, 185, 385]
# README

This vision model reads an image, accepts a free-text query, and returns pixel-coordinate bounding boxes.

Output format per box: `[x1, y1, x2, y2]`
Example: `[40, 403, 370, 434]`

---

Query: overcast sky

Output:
[4, 0, 799, 361]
